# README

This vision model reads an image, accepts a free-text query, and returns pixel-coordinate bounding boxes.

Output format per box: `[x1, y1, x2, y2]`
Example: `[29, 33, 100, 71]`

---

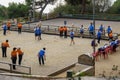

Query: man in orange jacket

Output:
[17, 22, 22, 34]
[1, 40, 10, 57]
[11, 47, 17, 69]
[17, 48, 24, 65]
[59, 27, 63, 37]
[63, 26, 67, 38]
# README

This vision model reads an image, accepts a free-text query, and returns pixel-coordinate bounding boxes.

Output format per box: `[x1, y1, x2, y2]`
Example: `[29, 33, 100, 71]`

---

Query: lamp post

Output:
[93, 0, 96, 76]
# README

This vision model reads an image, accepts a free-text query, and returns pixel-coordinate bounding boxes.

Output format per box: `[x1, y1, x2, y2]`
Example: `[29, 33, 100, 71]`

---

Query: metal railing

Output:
[10, 24, 119, 40]
[0, 61, 31, 75]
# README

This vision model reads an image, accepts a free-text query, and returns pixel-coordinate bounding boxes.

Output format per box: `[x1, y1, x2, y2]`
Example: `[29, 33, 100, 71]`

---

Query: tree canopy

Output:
[107, 0, 120, 14]
[65, 0, 90, 14]
[25, 0, 57, 20]
[0, 5, 8, 19]
[7, 2, 29, 18]
[0, 0, 120, 20]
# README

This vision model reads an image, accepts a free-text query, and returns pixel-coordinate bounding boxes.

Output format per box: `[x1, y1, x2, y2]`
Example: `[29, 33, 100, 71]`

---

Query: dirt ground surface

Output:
[0, 18, 120, 77]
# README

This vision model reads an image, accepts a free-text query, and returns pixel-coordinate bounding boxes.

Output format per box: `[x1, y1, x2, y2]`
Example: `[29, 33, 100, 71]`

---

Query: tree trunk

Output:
[81, 0, 86, 14]
[39, 3, 48, 19]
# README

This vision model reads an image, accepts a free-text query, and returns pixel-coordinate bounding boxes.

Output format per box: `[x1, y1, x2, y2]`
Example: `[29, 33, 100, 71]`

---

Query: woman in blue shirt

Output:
[70, 29, 75, 46]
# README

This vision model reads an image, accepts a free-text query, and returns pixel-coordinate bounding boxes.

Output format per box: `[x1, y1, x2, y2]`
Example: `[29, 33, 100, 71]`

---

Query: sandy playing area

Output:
[0, 18, 120, 77]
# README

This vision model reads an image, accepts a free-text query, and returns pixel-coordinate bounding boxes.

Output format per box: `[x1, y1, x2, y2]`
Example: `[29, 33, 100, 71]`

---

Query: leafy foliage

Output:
[25, 0, 57, 19]
[7, 2, 29, 18]
[107, 0, 120, 14]
[0, 5, 8, 19]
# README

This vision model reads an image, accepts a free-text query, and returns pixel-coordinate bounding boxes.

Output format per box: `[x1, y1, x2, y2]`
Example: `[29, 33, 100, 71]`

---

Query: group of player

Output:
[1, 40, 24, 69]
[2, 21, 22, 35]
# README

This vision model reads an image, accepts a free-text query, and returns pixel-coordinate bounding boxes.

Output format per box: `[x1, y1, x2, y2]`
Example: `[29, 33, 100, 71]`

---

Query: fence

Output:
[10, 24, 118, 40]
[0, 61, 31, 75]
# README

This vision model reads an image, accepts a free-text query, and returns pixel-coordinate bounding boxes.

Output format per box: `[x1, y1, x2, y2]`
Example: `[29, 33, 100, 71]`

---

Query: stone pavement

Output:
[0, 31, 107, 76]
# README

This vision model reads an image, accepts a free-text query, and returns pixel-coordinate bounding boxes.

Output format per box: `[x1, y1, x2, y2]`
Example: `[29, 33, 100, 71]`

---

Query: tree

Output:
[94, 0, 111, 13]
[25, 0, 57, 20]
[65, 0, 90, 14]
[107, 0, 120, 14]
[0, 5, 8, 19]
[7, 2, 29, 19]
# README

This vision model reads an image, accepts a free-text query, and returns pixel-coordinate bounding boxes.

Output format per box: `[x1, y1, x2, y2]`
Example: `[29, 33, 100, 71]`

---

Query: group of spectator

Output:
[92, 39, 120, 61]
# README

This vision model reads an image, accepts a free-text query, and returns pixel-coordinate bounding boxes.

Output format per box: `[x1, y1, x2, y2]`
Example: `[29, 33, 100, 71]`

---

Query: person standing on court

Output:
[80, 25, 84, 38]
[17, 47, 24, 65]
[59, 26, 64, 37]
[70, 29, 75, 46]
[17, 22, 22, 34]
[11, 47, 17, 70]
[2, 23, 7, 35]
[1, 40, 10, 57]
[38, 48, 46, 65]
[99, 24, 104, 33]
[88, 23, 94, 35]
[63, 26, 67, 38]
[37, 27, 42, 40]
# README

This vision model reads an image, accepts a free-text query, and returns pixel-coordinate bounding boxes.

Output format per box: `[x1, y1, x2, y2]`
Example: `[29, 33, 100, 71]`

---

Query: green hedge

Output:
[60, 14, 120, 21]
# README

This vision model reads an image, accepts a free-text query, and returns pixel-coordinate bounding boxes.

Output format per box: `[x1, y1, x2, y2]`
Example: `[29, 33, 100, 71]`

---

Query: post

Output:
[93, 0, 95, 76]
[32, 0, 35, 21]
[9, 64, 12, 73]
[48, 25, 49, 31]
[28, 22, 30, 30]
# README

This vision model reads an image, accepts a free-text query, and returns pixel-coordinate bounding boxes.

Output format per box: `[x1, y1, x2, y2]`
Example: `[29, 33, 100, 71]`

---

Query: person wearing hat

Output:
[1, 40, 10, 57]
